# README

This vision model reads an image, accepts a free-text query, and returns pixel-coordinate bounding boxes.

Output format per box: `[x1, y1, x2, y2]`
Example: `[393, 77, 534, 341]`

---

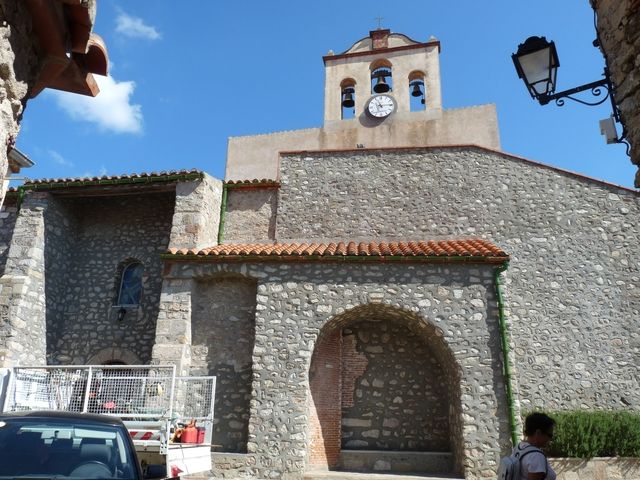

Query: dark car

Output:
[0, 410, 155, 479]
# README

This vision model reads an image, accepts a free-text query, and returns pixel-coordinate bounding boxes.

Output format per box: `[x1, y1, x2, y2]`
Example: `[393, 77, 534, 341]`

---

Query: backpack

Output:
[497, 443, 547, 480]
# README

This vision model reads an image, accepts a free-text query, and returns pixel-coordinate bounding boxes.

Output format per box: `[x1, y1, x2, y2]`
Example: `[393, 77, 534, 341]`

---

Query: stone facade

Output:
[591, 0, 640, 187]
[160, 259, 511, 479]
[275, 147, 640, 413]
[45, 192, 175, 365]
[0, 186, 176, 367]
[1, 22, 639, 480]
[0, 149, 637, 480]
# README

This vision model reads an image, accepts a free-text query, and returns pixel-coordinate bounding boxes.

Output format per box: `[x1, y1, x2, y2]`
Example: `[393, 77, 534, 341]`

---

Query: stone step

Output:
[304, 471, 463, 480]
[338, 450, 453, 474]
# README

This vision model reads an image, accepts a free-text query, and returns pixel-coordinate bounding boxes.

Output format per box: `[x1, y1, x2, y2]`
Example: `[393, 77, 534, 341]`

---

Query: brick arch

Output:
[86, 347, 142, 365]
[307, 303, 462, 474]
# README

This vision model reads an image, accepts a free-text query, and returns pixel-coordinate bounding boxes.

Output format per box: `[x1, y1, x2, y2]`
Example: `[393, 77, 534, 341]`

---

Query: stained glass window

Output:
[117, 263, 143, 306]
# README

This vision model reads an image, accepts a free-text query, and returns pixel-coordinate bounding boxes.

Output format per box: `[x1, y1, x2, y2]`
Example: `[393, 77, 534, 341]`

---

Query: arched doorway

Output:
[86, 347, 141, 366]
[308, 304, 462, 476]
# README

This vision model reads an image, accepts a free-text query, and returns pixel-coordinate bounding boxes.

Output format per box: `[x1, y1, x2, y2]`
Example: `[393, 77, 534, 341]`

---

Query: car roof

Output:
[0, 410, 126, 426]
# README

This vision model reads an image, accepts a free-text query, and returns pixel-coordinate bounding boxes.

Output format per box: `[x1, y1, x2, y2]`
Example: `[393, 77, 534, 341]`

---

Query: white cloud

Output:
[49, 150, 74, 167]
[115, 11, 161, 40]
[81, 166, 108, 179]
[51, 74, 143, 134]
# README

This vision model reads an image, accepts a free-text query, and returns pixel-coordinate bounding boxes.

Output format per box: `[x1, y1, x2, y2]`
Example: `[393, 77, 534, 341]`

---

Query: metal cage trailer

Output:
[0, 365, 216, 478]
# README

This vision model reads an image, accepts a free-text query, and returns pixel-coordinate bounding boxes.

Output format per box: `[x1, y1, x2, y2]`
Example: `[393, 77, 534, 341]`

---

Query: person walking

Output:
[515, 412, 557, 480]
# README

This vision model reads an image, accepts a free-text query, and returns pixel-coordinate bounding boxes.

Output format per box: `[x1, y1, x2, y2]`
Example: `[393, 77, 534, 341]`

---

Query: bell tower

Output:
[323, 29, 442, 124]
[226, 29, 499, 181]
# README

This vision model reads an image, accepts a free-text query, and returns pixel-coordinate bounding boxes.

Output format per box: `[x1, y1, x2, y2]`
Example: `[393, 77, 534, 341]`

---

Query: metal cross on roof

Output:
[374, 16, 384, 29]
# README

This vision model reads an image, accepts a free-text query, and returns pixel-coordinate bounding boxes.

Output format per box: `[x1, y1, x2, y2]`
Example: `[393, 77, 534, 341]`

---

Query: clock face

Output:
[367, 94, 395, 118]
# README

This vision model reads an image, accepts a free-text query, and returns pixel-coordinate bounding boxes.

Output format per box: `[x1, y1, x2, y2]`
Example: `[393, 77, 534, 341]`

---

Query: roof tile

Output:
[166, 239, 508, 263]
[23, 169, 203, 186]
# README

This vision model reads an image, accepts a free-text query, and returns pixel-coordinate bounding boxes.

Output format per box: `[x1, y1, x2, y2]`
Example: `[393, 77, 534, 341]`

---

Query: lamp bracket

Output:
[538, 78, 609, 107]
[538, 69, 630, 154]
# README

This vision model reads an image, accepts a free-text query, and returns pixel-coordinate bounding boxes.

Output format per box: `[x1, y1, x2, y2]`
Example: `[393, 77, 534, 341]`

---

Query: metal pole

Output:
[82, 366, 94, 413]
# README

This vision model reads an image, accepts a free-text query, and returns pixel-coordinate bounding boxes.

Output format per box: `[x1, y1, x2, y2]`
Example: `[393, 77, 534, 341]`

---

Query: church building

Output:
[0, 29, 638, 480]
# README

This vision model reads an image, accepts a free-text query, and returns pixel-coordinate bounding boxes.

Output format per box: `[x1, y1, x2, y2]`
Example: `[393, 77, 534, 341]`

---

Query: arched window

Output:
[117, 262, 144, 306]
[370, 59, 393, 94]
[409, 70, 426, 111]
[340, 78, 356, 120]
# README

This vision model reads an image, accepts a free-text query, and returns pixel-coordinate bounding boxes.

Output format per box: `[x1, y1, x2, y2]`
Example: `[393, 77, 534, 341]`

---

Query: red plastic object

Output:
[181, 425, 198, 443]
[197, 427, 205, 443]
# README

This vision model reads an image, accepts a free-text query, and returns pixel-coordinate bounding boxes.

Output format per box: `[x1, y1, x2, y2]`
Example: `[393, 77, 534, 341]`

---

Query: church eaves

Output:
[20, 169, 204, 190]
[165, 239, 508, 264]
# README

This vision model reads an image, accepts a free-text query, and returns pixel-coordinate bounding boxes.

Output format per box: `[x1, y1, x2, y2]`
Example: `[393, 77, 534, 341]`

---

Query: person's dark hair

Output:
[524, 412, 556, 436]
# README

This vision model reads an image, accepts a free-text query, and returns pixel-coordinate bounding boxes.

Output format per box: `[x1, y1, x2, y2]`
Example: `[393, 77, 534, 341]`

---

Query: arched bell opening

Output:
[409, 70, 426, 111]
[307, 304, 463, 476]
[340, 78, 356, 120]
[370, 59, 393, 94]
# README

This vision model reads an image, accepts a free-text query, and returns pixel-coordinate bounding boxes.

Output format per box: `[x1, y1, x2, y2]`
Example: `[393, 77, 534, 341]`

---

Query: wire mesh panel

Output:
[174, 376, 216, 421]
[4, 367, 88, 412]
[3, 365, 176, 419]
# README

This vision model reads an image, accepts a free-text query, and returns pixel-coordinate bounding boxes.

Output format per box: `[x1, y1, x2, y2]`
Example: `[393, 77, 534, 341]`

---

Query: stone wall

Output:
[0, 197, 18, 276]
[552, 456, 640, 480]
[0, 192, 48, 366]
[0, 1, 38, 205]
[340, 319, 450, 452]
[223, 187, 277, 243]
[47, 192, 175, 365]
[275, 147, 640, 414]
[162, 259, 510, 480]
[43, 197, 79, 354]
[591, 0, 640, 187]
[169, 174, 222, 251]
[191, 277, 257, 452]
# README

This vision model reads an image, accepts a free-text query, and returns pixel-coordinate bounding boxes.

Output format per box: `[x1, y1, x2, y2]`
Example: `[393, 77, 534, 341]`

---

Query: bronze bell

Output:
[373, 76, 390, 93]
[341, 89, 355, 108]
[411, 82, 423, 97]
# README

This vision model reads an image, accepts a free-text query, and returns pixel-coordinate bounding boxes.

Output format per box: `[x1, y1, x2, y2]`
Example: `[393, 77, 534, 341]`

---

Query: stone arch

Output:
[307, 303, 463, 476]
[86, 347, 142, 365]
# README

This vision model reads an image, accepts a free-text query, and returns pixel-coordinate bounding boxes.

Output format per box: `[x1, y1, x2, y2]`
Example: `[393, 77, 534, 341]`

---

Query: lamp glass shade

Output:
[513, 36, 559, 100]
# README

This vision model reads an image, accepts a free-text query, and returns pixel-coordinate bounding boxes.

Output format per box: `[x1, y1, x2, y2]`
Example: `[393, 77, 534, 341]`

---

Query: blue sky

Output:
[15, 1, 637, 189]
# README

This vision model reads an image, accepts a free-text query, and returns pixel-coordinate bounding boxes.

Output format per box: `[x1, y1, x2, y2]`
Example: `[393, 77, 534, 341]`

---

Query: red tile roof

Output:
[24, 169, 203, 186]
[225, 179, 279, 185]
[225, 179, 280, 189]
[166, 239, 508, 263]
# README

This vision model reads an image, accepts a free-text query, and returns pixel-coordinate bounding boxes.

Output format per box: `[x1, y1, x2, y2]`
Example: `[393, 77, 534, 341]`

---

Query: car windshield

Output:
[0, 417, 137, 479]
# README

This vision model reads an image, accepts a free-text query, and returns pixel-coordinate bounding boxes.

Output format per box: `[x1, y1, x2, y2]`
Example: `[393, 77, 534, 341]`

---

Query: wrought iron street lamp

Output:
[512, 36, 560, 102]
[512, 35, 629, 152]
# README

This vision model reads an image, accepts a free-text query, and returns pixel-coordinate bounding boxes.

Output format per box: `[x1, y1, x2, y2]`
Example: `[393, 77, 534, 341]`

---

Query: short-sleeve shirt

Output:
[518, 442, 557, 480]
